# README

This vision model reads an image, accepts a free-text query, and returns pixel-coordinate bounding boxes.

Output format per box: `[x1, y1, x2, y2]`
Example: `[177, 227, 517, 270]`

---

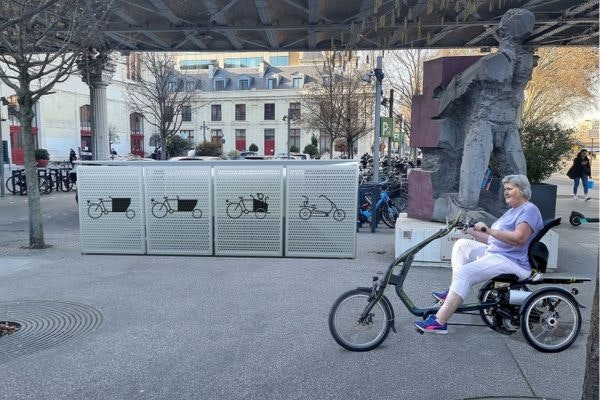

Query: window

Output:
[320, 130, 331, 153]
[224, 57, 262, 68]
[235, 129, 246, 151]
[238, 79, 250, 90]
[264, 128, 275, 156]
[182, 105, 192, 122]
[270, 55, 289, 67]
[264, 103, 275, 120]
[176, 79, 184, 92]
[186, 81, 196, 92]
[167, 81, 177, 92]
[215, 79, 226, 91]
[323, 75, 331, 86]
[129, 112, 143, 134]
[211, 104, 222, 121]
[267, 78, 278, 89]
[126, 54, 141, 81]
[289, 102, 301, 120]
[180, 130, 194, 141]
[289, 129, 300, 150]
[211, 129, 223, 145]
[235, 104, 246, 121]
[292, 77, 303, 88]
[180, 60, 216, 70]
[80, 105, 92, 130]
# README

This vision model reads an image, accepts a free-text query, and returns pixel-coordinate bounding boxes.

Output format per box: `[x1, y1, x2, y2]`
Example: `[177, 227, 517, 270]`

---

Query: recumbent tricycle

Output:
[329, 214, 590, 353]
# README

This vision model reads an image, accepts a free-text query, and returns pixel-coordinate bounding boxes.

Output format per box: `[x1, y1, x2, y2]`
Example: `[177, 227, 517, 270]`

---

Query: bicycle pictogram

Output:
[299, 194, 346, 222]
[226, 193, 270, 219]
[151, 196, 202, 219]
[87, 197, 135, 219]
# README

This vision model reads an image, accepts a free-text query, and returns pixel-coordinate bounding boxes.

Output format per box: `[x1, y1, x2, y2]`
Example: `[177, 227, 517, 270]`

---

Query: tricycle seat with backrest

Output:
[491, 217, 561, 283]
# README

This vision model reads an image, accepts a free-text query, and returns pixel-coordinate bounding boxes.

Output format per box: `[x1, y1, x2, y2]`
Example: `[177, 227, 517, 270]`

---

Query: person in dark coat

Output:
[567, 149, 592, 200]
[69, 148, 77, 168]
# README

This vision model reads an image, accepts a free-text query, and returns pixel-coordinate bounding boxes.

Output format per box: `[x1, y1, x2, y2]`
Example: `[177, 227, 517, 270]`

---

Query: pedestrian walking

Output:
[69, 148, 77, 168]
[567, 149, 592, 201]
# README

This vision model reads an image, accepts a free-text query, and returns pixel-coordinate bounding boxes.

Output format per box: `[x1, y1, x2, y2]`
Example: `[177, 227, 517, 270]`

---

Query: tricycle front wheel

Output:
[328, 288, 392, 352]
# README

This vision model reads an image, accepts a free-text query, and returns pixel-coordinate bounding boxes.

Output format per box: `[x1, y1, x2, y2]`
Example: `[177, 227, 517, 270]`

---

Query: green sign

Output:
[392, 131, 404, 143]
[380, 117, 394, 137]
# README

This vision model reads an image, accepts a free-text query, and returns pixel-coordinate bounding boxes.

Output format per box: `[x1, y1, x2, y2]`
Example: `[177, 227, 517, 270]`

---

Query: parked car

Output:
[239, 151, 258, 159]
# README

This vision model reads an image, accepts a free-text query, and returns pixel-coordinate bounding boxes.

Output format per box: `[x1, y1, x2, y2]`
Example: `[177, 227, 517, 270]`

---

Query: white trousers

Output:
[449, 238, 531, 300]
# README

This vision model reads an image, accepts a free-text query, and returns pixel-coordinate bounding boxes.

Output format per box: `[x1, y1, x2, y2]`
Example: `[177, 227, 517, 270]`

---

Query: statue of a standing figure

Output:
[438, 8, 535, 211]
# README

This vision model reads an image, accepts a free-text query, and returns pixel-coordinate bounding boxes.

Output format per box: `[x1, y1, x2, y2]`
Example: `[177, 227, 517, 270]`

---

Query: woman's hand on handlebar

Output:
[473, 222, 489, 233]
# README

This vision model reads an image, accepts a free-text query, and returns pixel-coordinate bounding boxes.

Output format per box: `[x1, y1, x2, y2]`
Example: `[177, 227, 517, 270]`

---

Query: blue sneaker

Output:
[415, 315, 448, 334]
[432, 289, 448, 302]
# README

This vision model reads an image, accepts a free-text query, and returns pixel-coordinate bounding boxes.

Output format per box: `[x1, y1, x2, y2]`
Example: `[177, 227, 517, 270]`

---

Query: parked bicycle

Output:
[299, 195, 346, 222]
[329, 214, 589, 353]
[5, 170, 52, 195]
[358, 185, 400, 228]
[151, 196, 202, 219]
[87, 197, 135, 219]
[226, 193, 269, 219]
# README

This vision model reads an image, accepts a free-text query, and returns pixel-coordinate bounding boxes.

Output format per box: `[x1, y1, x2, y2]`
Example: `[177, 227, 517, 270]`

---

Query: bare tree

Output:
[302, 51, 373, 158]
[0, 0, 112, 248]
[523, 47, 599, 130]
[125, 53, 199, 160]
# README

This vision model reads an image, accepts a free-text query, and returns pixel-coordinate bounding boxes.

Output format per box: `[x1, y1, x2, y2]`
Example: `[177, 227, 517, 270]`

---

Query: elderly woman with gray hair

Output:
[415, 174, 543, 334]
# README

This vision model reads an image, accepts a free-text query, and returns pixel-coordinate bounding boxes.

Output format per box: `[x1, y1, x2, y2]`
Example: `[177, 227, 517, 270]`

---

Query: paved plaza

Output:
[0, 171, 598, 400]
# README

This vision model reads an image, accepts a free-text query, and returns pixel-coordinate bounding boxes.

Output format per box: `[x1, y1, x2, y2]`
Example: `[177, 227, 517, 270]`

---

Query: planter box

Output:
[530, 183, 557, 221]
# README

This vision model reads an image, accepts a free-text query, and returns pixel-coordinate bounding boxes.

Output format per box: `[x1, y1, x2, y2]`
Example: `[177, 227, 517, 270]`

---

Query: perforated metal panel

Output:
[144, 166, 212, 255]
[214, 166, 283, 256]
[78, 166, 145, 254]
[285, 164, 358, 258]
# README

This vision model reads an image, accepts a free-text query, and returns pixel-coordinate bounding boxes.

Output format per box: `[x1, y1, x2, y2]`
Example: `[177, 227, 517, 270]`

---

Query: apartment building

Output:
[0, 51, 373, 166]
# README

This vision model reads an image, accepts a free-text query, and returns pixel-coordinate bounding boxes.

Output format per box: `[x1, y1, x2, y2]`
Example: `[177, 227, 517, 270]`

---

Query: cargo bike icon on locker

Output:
[226, 193, 270, 219]
[150, 196, 202, 219]
[87, 197, 135, 219]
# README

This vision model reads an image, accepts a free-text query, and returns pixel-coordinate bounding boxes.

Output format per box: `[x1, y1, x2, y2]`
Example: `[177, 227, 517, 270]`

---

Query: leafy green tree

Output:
[166, 136, 190, 158]
[249, 143, 259, 152]
[521, 122, 575, 183]
[195, 141, 221, 156]
[289, 145, 300, 153]
[227, 150, 240, 159]
[303, 144, 318, 158]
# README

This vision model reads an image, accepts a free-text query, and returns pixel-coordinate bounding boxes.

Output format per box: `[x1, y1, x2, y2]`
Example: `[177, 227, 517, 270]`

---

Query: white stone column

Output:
[78, 52, 115, 161]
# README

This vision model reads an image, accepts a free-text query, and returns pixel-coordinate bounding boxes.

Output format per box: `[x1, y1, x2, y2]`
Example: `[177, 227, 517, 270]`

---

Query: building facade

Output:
[0, 51, 374, 167]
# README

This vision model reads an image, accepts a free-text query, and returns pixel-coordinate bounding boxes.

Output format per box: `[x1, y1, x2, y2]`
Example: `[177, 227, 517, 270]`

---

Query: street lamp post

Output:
[372, 56, 384, 183]
[283, 109, 292, 159]
[0, 96, 8, 197]
[201, 120, 208, 142]
[0, 116, 4, 197]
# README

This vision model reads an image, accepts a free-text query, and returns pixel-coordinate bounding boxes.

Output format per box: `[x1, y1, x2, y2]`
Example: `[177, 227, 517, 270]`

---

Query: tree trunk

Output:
[20, 98, 45, 248]
[582, 265, 599, 400]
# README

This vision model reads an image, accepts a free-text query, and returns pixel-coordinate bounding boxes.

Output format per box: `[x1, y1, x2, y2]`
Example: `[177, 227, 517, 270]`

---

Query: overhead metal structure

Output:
[101, 0, 599, 52]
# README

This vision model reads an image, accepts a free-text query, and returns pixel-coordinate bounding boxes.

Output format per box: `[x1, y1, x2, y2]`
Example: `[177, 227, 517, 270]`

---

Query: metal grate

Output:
[214, 166, 284, 256]
[78, 166, 146, 254]
[285, 164, 358, 258]
[144, 166, 212, 255]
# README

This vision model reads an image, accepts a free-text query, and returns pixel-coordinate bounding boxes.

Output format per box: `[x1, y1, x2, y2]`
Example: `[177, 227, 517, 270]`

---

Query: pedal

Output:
[416, 328, 424, 335]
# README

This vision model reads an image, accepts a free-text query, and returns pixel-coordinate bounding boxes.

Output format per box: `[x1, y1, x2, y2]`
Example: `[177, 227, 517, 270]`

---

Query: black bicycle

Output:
[329, 214, 589, 353]
[5, 171, 52, 195]
[151, 196, 202, 219]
